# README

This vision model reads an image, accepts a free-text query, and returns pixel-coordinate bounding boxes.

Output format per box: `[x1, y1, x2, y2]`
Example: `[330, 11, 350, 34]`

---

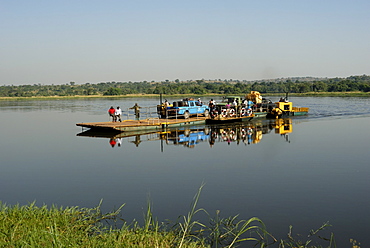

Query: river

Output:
[1, 96, 369, 246]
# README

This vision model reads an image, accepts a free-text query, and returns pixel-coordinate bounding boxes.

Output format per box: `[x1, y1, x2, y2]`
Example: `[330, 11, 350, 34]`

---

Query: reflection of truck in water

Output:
[164, 129, 209, 148]
[157, 99, 210, 119]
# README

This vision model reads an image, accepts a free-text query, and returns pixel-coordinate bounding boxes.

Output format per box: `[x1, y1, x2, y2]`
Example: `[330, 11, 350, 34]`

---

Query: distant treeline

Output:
[1, 75, 370, 97]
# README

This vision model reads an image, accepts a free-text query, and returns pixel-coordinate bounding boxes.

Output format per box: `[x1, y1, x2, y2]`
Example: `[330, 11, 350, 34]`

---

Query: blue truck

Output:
[157, 99, 210, 119]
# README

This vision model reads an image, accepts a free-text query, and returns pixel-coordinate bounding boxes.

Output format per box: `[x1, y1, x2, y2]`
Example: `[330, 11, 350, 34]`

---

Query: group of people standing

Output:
[208, 98, 255, 118]
[108, 103, 142, 122]
[108, 106, 122, 122]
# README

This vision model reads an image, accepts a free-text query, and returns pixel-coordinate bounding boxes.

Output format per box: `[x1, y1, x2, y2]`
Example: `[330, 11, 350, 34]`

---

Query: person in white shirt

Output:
[115, 106, 122, 122]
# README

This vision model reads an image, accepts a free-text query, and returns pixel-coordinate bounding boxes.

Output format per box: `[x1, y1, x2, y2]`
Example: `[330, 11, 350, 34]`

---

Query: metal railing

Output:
[160, 106, 206, 120]
[115, 105, 207, 122]
[122, 106, 159, 120]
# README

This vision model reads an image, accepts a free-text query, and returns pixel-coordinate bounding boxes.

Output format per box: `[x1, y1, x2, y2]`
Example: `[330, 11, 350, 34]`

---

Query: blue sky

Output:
[1, 0, 369, 85]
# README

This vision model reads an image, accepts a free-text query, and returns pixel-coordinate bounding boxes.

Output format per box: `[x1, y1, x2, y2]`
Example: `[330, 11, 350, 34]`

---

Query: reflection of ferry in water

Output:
[77, 119, 293, 149]
[161, 128, 209, 148]
[209, 118, 292, 146]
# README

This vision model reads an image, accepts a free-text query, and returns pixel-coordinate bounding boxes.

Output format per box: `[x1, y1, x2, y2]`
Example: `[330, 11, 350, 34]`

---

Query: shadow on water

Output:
[77, 118, 293, 149]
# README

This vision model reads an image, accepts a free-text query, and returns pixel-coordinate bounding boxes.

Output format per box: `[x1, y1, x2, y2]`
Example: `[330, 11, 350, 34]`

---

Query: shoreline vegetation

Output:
[1, 75, 370, 100]
[1, 91, 370, 101]
[0, 185, 359, 247]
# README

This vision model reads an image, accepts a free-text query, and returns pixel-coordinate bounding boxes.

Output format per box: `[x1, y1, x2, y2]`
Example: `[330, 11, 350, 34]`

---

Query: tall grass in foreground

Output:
[0, 186, 348, 247]
[0, 200, 204, 248]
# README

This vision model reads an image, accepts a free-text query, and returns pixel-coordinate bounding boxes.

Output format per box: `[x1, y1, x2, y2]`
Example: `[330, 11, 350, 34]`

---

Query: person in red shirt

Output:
[109, 138, 116, 147]
[108, 106, 116, 122]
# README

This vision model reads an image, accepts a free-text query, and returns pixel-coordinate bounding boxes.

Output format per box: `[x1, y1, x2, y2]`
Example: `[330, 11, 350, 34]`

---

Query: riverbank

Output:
[288, 91, 370, 97]
[1, 91, 369, 101]
[0, 198, 343, 248]
[0, 201, 207, 248]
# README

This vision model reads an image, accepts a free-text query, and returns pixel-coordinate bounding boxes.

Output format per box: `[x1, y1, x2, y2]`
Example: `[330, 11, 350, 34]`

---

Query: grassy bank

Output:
[0, 94, 162, 101]
[0, 201, 206, 248]
[0, 186, 344, 248]
[288, 91, 370, 97]
[1, 91, 370, 101]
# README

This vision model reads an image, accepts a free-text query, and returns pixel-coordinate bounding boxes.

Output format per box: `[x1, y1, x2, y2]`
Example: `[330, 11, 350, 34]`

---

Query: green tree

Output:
[297, 83, 311, 93]
[313, 81, 328, 92]
[103, 87, 123, 95]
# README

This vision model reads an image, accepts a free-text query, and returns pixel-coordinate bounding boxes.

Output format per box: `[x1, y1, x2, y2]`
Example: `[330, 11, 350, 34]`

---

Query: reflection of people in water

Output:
[116, 138, 122, 147]
[109, 138, 116, 147]
[130, 135, 142, 147]
[247, 131, 252, 145]
[209, 136, 215, 147]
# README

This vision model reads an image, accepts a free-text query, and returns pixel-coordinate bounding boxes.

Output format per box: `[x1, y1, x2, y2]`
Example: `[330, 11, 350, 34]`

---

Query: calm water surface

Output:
[1, 96, 370, 246]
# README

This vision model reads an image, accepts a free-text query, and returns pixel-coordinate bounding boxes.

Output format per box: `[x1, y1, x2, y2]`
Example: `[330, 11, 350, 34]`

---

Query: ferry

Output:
[76, 92, 308, 132]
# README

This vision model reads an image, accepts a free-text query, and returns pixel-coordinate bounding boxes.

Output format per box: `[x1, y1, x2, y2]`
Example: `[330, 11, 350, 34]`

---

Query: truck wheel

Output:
[204, 109, 209, 118]
[184, 111, 190, 119]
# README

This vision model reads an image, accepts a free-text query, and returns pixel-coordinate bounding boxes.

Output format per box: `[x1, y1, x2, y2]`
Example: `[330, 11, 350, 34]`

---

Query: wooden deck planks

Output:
[76, 117, 208, 132]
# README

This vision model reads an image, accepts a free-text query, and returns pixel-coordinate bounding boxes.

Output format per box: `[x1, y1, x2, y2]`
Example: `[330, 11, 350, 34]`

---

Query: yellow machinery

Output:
[270, 101, 293, 118]
[253, 130, 263, 144]
[246, 91, 262, 103]
[291, 106, 309, 113]
[274, 119, 292, 135]
[275, 101, 293, 112]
